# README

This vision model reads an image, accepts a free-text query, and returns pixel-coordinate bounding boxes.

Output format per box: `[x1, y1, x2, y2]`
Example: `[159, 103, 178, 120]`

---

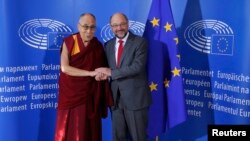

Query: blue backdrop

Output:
[0, 0, 249, 141]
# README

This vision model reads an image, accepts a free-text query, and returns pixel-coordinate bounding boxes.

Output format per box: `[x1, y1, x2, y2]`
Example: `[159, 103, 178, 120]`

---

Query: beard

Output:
[115, 31, 128, 39]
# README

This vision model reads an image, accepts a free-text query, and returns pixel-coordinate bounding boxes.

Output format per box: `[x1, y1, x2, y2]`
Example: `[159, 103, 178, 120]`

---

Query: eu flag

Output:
[48, 32, 72, 50]
[211, 35, 234, 55]
[143, 0, 187, 138]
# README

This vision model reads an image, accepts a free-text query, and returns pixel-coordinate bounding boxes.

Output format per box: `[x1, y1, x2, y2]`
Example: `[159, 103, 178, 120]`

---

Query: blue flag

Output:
[143, 0, 187, 138]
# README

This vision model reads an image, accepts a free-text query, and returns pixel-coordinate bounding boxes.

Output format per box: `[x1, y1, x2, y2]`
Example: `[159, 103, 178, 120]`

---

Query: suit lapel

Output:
[109, 39, 117, 68]
[120, 32, 134, 66]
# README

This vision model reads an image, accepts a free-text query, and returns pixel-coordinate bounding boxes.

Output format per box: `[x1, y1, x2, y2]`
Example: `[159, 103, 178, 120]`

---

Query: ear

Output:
[77, 24, 80, 31]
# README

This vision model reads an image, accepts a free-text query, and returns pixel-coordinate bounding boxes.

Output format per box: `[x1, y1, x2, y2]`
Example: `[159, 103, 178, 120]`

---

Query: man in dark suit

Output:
[95, 12, 152, 141]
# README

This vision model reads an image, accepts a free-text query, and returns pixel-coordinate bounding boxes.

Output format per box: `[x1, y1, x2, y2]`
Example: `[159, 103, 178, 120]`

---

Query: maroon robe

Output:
[54, 33, 113, 141]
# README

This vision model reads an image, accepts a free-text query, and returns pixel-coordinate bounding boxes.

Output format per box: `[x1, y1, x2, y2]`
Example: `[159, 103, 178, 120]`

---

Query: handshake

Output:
[90, 67, 111, 81]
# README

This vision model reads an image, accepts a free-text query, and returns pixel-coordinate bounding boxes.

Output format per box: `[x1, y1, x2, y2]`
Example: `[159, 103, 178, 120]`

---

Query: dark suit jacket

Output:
[104, 32, 152, 110]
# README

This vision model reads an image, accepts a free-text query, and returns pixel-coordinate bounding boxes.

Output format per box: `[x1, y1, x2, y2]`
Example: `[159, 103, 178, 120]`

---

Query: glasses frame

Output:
[110, 22, 128, 28]
[79, 23, 96, 31]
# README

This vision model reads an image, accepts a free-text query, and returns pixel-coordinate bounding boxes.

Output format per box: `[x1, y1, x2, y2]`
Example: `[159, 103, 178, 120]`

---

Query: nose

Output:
[85, 28, 91, 33]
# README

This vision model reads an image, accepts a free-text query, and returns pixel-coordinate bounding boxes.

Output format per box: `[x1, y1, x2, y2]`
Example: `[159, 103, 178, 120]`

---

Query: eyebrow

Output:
[78, 23, 96, 26]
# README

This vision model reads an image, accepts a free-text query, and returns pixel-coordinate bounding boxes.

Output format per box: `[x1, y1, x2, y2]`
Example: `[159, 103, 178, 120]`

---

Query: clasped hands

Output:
[93, 67, 111, 81]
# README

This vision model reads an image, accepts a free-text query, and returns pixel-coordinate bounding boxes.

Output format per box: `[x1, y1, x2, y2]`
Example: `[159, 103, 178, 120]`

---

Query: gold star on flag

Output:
[164, 22, 172, 32]
[164, 78, 170, 87]
[150, 17, 160, 27]
[149, 82, 157, 92]
[172, 67, 181, 77]
[176, 54, 181, 61]
[174, 37, 178, 44]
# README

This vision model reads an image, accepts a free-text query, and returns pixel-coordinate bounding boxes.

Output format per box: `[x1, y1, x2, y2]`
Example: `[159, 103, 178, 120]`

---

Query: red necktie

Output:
[117, 40, 124, 67]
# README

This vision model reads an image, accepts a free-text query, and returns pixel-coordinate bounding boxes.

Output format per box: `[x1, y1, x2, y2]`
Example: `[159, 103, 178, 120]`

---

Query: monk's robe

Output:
[54, 33, 113, 141]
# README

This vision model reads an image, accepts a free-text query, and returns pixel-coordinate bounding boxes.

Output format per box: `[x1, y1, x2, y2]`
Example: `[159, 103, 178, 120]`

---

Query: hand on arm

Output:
[95, 67, 111, 81]
[95, 67, 111, 76]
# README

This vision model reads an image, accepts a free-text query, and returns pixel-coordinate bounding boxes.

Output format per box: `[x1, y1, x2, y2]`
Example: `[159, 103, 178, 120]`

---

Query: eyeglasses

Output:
[110, 22, 127, 28]
[79, 23, 96, 31]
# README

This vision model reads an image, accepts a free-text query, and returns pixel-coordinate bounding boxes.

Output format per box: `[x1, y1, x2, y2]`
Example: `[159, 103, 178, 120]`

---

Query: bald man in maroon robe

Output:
[54, 13, 113, 141]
